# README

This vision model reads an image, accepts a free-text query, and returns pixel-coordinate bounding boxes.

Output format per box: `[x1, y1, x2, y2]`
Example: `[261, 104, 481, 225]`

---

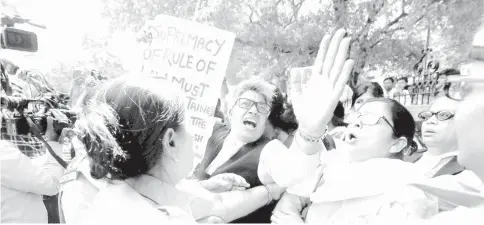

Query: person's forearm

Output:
[291, 130, 325, 155]
[40, 155, 65, 195]
[0, 141, 65, 195]
[41, 142, 66, 194]
[209, 186, 270, 222]
[274, 192, 308, 218]
[259, 140, 322, 188]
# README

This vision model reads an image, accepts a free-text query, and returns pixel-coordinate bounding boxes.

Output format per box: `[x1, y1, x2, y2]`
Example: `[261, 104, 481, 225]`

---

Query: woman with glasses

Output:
[408, 96, 484, 213]
[194, 79, 308, 223]
[194, 29, 355, 223]
[407, 22, 484, 224]
[414, 96, 464, 181]
[271, 98, 439, 224]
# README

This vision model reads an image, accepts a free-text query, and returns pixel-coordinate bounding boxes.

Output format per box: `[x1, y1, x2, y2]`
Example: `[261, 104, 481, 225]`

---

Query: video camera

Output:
[1, 14, 44, 52]
[1, 95, 77, 137]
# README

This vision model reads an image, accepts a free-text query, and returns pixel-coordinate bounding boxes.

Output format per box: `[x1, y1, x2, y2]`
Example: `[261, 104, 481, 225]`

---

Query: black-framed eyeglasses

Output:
[348, 113, 397, 135]
[235, 98, 271, 114]
[418, 110, 455, 121]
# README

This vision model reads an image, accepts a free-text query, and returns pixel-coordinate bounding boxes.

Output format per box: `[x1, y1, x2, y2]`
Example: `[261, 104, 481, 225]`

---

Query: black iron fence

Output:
[390, 75, 442, 106]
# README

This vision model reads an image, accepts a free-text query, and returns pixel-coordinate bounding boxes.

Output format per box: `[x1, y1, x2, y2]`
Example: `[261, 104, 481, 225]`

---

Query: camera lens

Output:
[1, 96, 19, 110]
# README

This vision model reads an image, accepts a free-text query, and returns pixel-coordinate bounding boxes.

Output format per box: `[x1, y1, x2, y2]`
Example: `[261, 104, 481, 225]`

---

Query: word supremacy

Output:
[147, 25, 226, 56]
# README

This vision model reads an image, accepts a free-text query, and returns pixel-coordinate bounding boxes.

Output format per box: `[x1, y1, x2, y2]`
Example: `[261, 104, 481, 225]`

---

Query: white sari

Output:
[289, 158, 439, 224]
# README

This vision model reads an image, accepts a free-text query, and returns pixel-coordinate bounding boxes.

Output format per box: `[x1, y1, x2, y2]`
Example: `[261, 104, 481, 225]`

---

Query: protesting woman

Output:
[272, 98, 439, 224]
[61, 28, 354, 223]
[194, 28, 354, 223]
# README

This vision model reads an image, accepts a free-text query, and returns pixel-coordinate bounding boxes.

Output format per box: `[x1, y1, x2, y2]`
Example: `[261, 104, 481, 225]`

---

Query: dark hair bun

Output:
[403, 140, 418, 156]
[268, 89, 298, 133]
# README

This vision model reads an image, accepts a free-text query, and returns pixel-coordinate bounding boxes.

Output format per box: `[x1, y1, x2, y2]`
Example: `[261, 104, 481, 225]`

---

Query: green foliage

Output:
[5, 0, 482, 92]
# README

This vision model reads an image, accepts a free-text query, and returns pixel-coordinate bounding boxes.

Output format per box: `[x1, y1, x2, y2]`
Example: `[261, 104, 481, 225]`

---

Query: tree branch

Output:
[245, 3, 262, 25]
[386, 12, 409, 29]
[412, 14, 426, 25]
[369, 39, 383, 48]
[356, 0, 386, 42]
[284, 0, 306, 29]
[274, 0, 284, 16]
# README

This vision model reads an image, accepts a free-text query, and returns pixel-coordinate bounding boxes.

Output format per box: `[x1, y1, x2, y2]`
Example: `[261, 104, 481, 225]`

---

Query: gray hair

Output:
[229, 78, 277, 108]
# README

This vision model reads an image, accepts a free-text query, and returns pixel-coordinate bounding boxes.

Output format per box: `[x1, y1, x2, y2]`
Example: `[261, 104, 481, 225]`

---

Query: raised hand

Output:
[291, 29, 354, 138]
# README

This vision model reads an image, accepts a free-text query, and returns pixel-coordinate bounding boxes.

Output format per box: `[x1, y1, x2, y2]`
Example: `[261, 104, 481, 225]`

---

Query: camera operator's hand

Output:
[44, 115, 58, 142]
[0, 109, 3, 131]
[43, 114, 66, 163]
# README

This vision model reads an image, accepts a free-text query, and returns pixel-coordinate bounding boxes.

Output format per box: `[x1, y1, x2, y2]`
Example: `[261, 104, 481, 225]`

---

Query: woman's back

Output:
[81, 179, 195, 224]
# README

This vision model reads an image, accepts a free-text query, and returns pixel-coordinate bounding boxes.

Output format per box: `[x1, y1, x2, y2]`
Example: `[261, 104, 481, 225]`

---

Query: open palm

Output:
[291, 29, 354, 138]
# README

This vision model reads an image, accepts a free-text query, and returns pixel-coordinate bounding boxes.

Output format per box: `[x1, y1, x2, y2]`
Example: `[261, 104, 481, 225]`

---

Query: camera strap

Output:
[25, 117, 68, 168]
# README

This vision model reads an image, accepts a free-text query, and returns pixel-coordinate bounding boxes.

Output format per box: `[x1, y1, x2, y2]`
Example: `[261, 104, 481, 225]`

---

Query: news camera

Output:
[1, 14, 44, 52]
[1, 95, 77, 136]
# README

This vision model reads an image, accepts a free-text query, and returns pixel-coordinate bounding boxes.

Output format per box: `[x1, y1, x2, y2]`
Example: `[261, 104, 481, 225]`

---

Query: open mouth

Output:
[243, 118, 257, 128]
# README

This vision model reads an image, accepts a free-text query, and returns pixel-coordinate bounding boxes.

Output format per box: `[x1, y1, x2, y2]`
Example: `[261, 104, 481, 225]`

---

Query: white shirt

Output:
[0, 140, 65, 223]
[206, 132, 325, 188]
[393, 90, 411, 105]
[414, 151, 459, 176]
[418, 176, 484, 224]
[295, 158, 437, 223]
[60, 153, 109, 223]
[409, 170, 484, 212]
[383, 89, 395, 99]
[81, 176, 196, 224]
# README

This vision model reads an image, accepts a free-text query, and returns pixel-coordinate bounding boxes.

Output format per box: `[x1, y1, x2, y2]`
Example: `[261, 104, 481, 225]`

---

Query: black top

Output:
[194, 122, 275, 223]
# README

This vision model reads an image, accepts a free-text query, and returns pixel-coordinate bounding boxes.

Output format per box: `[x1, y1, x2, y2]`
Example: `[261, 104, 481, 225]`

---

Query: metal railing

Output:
[390, 75, 441, 106]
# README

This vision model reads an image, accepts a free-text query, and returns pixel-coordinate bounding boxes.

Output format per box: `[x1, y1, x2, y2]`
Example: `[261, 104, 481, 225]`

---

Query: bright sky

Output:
[1, 0, 111, 72]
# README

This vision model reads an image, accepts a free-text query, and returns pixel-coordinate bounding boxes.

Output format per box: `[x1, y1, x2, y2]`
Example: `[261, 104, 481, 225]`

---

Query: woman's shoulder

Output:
[83, 182, 195, 223]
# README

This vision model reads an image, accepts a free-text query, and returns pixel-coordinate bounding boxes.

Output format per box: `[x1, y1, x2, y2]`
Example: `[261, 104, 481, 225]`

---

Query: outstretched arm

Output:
[258, 139, 323, 188]
[0, 140, 65, 196]
[271, 192, 310, 224]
